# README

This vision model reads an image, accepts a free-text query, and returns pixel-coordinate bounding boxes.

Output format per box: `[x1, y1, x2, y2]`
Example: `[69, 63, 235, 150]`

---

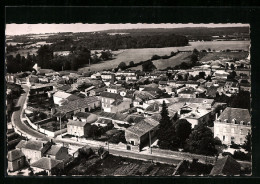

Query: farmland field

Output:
[79, 40, 250, 72]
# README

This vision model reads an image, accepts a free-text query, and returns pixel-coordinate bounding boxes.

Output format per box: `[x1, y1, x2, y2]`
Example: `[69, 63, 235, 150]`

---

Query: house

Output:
[100, 92, 131, 113]
[214, 70, 229, 79]
[101, 72, 115, 82]
[30, 157, 63, 176]
[45, 145, 70, 161]
[206, 86, 219, 98]
[67, 119, 91, 137]
[210, 155, 241, 176]
[126, 75, 138, 82]
[16, 140, 52, 164]
[89, 87, 106, 96]
[133, 91, 157, 113]
[158, 81, 168, 87]
[239, 83, 251, 92]
[179, 107, 212, 128]
[106, 85, 125, 94]
[96, 111, 128, 128]
[7, 149, 26, 172]
[125, 118, 159, 151]
[171, 97, 215, 109]
[72, 112, 98, 124]
[144, 102, 161, 117]
[177, 87, 198, 98]
[224, 81, 239, 94]
[235, 68, 251, 76]
[54, 96, 101, 118]
[214, 107, 251, 145]
[92, 118, 113, 127]
[53, 91, 81, 106]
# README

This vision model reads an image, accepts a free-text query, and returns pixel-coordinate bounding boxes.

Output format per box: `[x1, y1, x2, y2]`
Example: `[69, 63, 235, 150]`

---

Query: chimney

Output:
[215, 113, 218, 120]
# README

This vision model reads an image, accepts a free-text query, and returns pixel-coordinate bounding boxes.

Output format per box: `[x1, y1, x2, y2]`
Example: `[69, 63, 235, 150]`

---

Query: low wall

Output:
[25, 115, 67, 137]
[152, 148, 215, 164]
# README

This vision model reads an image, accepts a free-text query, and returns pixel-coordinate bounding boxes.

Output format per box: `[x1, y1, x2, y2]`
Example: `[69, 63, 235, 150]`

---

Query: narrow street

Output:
[11, 84, 46, 139]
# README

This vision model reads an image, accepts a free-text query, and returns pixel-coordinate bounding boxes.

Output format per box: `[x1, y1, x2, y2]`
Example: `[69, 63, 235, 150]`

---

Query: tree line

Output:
[50, 33, 189, 51]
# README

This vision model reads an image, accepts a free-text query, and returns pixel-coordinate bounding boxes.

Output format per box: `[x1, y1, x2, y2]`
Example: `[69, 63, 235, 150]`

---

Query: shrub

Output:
[233, 150, 251, 161]
[222, 152, 233, 157]
[230, 142, 240, 149]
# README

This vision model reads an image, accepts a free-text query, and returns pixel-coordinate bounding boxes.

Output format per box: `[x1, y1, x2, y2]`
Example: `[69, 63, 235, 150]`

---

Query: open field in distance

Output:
[79, 41, 250, 72]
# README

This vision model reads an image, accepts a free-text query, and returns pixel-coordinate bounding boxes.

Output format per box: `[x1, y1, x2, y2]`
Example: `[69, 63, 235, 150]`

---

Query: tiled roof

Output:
[91, 87, 106, 93]
[74, 112, 92, 119]
[67, 119, 89, 127]
[111, 99, 124, 106]
[7, 149, 25, 162]
[126, 118, 159, 137]
[46, 145, 65, 156]
[218, 107, 251, 123]
[97, 112, 128, 121]
[206, 86, 219, 97]
[173, 97, 214, 105]
[178, 87, 197, 94]
[31, 157, 62, 170]
[134, 91, 157, 101]
[16, 140, 48, 151]
[54, 91, 72, 99]
[100, 92, 122, 100]
[210, 156, 241, 176]
[55, 96, 99, 114]
[145, 102, 160, 112]
[95, 118, 113, 124]
[57, 85, 71, 91]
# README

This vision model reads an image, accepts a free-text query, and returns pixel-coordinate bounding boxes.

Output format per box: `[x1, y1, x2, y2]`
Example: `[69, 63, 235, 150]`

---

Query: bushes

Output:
[233, 150, 251, 161]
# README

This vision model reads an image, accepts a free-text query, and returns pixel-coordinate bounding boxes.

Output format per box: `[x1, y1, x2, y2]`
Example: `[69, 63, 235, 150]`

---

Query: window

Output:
[231, 128, 235, 133]
[231, 136, 235, 142]
[223, 135, 225, 141]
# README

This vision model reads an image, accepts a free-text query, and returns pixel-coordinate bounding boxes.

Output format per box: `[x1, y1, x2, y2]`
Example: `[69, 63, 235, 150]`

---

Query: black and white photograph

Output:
[5, 23, 251, 176]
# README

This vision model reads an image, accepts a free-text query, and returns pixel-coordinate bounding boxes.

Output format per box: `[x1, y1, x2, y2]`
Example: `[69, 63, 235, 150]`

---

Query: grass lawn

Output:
[40, 120, 67, 132]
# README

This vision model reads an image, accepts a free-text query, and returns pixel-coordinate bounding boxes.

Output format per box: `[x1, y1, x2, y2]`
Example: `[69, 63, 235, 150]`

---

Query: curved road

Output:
[11, 84, 46, 139]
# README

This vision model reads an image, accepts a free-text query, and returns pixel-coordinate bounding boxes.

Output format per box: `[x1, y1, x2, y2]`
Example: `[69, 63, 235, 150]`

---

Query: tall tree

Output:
[243, 132, 251, 153]
[159, 100, 171, 129]
[174, 119, 192, 147]
[185, 123, 217, 156]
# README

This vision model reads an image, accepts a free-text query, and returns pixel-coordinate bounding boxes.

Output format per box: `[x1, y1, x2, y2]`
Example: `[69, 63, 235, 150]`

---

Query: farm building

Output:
[125, 118, 159, 151]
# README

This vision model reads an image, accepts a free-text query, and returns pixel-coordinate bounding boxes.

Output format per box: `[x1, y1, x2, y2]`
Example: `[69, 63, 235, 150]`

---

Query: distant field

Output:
[79, 41, 250, 72]
[200, 51, 249, 62]
[7, 48, 38, 57]
[152, 52, 191, 70]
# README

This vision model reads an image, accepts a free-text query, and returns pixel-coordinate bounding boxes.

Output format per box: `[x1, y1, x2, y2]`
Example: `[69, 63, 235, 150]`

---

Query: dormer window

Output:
[224, 119, 228, 123]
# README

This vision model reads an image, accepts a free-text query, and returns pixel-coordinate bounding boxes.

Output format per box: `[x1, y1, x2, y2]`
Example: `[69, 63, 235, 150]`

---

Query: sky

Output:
[6, 23, 249, 36]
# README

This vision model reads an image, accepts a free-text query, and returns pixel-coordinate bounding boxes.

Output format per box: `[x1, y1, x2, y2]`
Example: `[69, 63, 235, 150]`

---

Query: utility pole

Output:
[149, 130, 152, 154]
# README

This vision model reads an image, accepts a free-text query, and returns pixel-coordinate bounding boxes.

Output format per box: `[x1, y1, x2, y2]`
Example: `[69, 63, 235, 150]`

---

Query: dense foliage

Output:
[50, 33, 189, 51]
[184, 123, 217, 156]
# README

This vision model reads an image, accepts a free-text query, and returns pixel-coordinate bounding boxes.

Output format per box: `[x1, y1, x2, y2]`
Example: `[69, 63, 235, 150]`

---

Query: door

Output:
[127, 145, 131, 150]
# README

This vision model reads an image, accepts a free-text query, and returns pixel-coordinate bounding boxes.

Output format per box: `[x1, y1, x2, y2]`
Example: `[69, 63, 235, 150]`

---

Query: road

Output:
[11, 85, 46, 139]
[54, 138, 182, 165]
